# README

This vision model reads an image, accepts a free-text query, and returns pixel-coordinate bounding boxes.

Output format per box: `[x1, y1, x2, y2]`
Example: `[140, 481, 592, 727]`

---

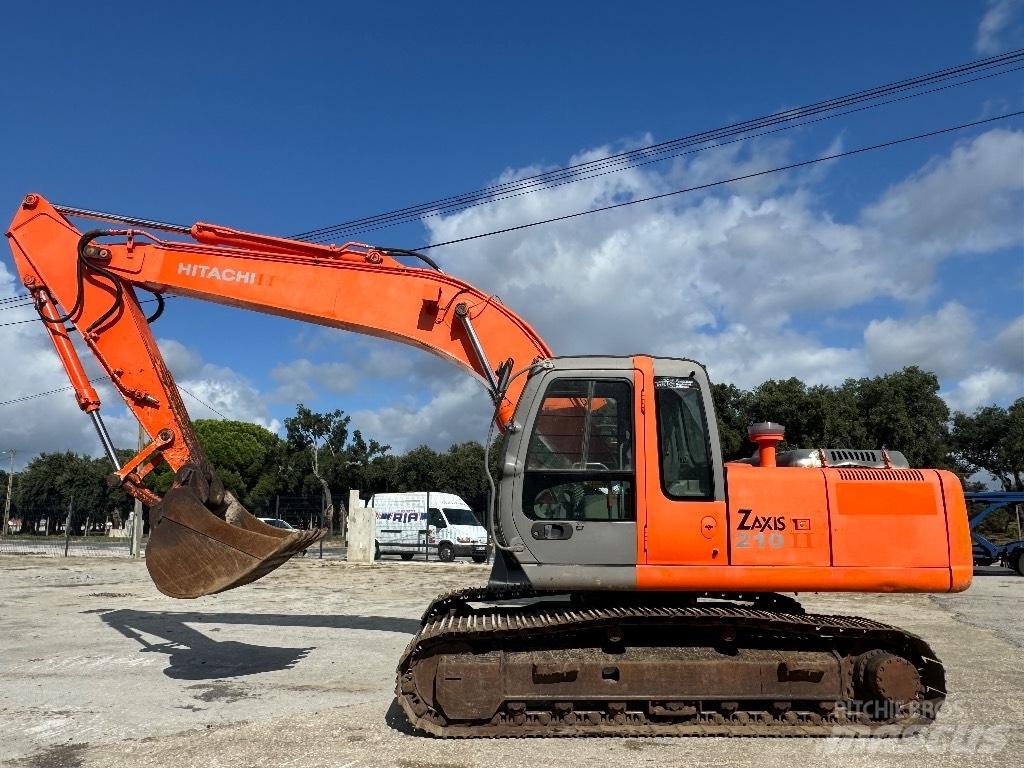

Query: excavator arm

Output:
[6, 193, 552, 597]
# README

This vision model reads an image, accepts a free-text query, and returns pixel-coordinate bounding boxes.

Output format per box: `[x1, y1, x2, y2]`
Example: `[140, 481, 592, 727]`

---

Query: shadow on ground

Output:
[973, 565, 1018, 577]
[385, 697, 422, 737]
[95, 609, 421, 680]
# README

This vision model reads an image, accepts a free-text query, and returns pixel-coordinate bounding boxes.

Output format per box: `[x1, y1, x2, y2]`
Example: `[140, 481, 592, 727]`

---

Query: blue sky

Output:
[1, 1, 1022, 467]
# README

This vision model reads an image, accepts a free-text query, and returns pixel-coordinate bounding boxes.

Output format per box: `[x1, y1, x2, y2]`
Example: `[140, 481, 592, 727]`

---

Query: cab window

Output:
[524, 378, 634, 521]
[655, 377, 713, 499]
[427, 508, 446, 528]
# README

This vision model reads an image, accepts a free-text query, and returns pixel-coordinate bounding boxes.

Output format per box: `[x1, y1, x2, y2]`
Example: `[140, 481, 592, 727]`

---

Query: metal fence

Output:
[246, 494, 326, 531]
[0, 504, 134, 557]
[0, 495, 331, 559]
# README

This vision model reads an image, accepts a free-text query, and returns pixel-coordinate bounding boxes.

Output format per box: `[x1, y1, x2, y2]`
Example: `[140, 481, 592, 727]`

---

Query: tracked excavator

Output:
[7, 194, 972, 737]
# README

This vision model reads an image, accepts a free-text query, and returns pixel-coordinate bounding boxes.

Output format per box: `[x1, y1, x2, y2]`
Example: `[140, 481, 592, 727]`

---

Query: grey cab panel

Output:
[500, 357, 639, 567]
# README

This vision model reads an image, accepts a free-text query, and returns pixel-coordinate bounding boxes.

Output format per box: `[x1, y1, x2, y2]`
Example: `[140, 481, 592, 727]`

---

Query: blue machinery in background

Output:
[967, 491, 1024, 576]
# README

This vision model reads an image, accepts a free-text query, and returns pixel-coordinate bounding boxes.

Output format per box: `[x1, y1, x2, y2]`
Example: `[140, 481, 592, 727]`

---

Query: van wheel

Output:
[472, 554, 488, 564]
[437, 542, 455, 562]
[1011, 549, 1024, 577]
[400, 553, 414, 561]
[374, 541, 381, 561]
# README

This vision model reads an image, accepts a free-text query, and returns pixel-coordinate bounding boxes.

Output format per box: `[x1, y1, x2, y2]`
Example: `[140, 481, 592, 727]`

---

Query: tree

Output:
[844, 367, 950, 468]
[145, 420, 288, 505]
[340, 429, 390, 504]
[284, 405, 352, 535]
[951, 398, 1024, 491]
[708, 367, 952, 466]
[742, 378, 869, 456]
[380, 441, 491, 515]
[15, 452, 130, 534]
[193, 419, 285, 503]
[711, 383, 749, 461]
[0, 468, 10, 523]
[443, 442, 491, 512]
[745, 377, 814, 451]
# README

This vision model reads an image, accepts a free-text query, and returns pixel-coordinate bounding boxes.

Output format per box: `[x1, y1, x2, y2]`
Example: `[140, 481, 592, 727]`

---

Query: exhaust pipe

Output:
[748, 422, 785, 468]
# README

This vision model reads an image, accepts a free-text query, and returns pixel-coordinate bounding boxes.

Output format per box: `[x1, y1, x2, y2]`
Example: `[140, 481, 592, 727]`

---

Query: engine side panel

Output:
[723, 464, 832, 567]
[825, 467, 950, 568]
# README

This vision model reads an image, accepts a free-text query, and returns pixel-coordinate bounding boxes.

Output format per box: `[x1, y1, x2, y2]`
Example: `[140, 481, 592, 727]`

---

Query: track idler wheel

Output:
[854, 650, 923, 707]
[146, 464, 325, 598]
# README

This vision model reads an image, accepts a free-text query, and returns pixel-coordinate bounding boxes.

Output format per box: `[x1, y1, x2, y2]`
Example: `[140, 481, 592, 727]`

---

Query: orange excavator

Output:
[7, 193, 972, 736]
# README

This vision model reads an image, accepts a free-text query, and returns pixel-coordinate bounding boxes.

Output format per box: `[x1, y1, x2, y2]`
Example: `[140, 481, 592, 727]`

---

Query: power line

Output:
[417, 111, 1024, 250]
[380, 65, 1022, 244]
[3, 100, 1021, 407]
[0, 373, 230, 423]
[0, 296, 172, 328]
[0, 300, 34, 311]
[0, 294, 173, 313]
[295, 49, 1024, 243]
[0, 377, 106, 407]
[0, 317, 38, 328]
[178, 385, 230, 421]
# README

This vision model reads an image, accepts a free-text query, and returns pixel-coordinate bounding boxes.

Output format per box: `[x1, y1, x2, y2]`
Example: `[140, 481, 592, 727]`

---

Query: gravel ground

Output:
[1, 556, 1021, 768]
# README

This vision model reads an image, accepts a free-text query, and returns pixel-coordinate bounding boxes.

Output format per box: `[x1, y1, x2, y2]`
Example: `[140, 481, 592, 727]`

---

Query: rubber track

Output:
[397, 588, 946, 738]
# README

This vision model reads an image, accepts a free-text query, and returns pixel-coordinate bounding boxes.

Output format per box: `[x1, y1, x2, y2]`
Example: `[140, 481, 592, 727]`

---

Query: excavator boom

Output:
[6, 194, 550, 597]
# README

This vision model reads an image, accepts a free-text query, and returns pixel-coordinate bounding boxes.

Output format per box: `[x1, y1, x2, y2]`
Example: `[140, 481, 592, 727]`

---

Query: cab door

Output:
[638, 357, 728, 566]
[508, 365, 638, 566]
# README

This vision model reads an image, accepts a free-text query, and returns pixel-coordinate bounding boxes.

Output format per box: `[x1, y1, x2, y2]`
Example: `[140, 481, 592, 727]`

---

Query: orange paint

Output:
[724, 464, 832, 567]
[636, 564, 957, 592]
[636, 462, 972, 592]
[7, 195, 551, 477]
[635, 355, 728, 566]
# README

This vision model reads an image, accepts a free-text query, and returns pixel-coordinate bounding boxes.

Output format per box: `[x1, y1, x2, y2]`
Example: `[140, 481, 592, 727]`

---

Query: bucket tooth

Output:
[146, 486, 325, 599]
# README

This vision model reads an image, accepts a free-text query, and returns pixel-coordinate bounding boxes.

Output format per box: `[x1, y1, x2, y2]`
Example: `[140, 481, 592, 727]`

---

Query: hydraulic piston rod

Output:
[53, 203, 191, 235]
[455, 302, 500, 399]
[88, 410, 122, 471]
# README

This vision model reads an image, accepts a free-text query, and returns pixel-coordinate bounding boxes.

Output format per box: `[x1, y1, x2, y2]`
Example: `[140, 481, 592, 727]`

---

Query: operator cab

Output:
[492, 355, 726, 590]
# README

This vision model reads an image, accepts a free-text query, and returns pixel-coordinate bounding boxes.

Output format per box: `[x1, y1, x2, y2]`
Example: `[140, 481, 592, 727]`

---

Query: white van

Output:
[369, 491, 490, 563]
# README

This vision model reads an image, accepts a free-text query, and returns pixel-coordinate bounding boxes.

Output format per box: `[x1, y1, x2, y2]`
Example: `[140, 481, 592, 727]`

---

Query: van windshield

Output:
[443, 508, 481, 527]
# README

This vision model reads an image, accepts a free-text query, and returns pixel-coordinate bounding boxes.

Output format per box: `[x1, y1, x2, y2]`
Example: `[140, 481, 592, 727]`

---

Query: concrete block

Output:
[346, 489, 374, 563]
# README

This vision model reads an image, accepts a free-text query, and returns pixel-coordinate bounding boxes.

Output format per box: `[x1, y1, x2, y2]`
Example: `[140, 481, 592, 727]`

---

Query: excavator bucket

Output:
[146, 487, 326, 599]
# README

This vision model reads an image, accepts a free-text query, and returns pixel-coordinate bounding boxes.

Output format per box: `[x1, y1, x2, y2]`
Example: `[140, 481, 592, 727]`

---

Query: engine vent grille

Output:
[836, 468, 926, 482]
[829, 449, 883, 464]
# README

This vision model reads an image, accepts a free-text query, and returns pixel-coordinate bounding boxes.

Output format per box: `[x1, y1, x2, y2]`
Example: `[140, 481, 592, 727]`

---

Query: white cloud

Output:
[940, 314, 1024, 413]
[425, 128, 1022, 367]
[268, 358, 358, 404]
[0, 262, 137, 469]
[943, 367, 1022, 414]
[674, 323, 864, 390]
[336, 129, 1022, 451]
[976, 0, 1024, 54]
[350, 376, 492, 454]
[158, 338, 203, 379]
[863, 302, 976, 379]
[862, 129, 1024, 260]
[992, 314, 1024, 371]
[156, 339, 281, 431]
[362, 344, 416, 379]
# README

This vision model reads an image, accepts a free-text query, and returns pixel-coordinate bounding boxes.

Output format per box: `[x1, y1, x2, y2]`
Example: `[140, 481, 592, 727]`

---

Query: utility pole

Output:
[130, 423, 144, 558]
[1, 449, 14, 538]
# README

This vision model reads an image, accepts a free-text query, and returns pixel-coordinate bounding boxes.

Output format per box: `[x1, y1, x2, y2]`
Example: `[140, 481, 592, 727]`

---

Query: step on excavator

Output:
[6, 194, 972, 737]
